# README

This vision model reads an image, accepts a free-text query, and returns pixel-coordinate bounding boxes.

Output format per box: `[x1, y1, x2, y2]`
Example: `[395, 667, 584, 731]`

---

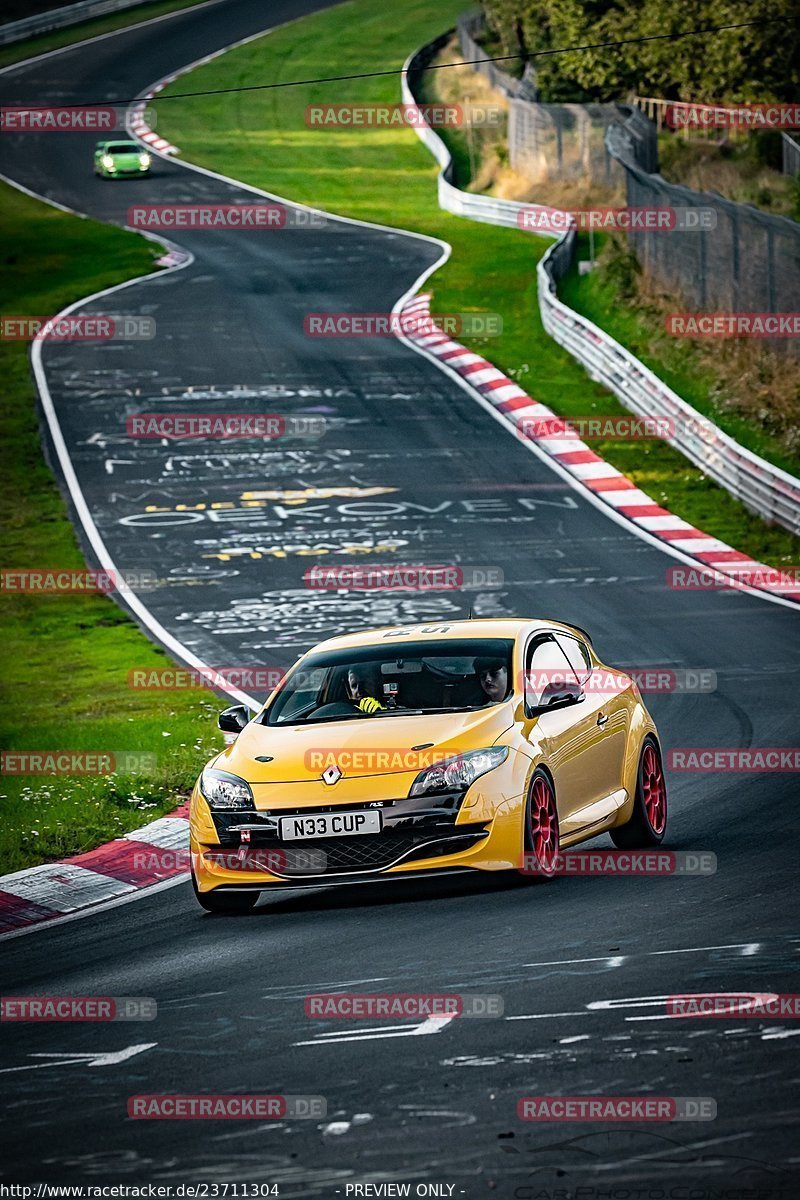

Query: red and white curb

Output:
[399, 294, 800, 604]
[153, 247, 190, 267]
[129, 76, 181, 155]
[0, 805, 189, 936]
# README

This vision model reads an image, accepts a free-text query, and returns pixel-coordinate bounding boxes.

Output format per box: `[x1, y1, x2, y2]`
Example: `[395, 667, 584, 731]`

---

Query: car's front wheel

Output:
[522, 768, 560, 880]
[191, 871, 258, 914]
[611, 736, 667, 848]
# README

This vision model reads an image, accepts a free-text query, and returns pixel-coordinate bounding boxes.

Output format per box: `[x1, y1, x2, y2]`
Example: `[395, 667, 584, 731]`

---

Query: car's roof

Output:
[306, 618, 588, 653]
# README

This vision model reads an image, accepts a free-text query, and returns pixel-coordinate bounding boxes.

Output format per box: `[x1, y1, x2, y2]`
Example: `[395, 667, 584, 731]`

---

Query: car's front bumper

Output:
[99, 165, 150, 176]
[190, 787, 525, 893]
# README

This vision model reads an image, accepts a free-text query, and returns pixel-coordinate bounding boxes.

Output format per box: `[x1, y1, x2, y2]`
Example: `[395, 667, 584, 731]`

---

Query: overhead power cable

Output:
[52, 19, 780, 108]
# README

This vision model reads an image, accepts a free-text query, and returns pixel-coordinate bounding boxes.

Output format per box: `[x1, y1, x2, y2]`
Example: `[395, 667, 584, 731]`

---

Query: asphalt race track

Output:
[1, 0, 799, 1193]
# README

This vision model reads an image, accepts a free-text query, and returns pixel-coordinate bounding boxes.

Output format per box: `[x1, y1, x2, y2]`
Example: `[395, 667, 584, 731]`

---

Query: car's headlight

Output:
[409, 746, 509, 798]
[138, 153, 150, 168]
[199, 767, 255, 810]
[101, 155, 115, 169]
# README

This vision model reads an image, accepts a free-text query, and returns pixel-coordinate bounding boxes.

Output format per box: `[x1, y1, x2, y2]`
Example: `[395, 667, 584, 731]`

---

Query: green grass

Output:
[0, 182, 223, 872]
[157, 0, 800, 568]
[0, 0, 209, 69]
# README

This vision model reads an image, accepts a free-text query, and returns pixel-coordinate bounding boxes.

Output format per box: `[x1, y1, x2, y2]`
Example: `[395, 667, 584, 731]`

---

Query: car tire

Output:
[610, 736, 667, 848]
[191, 870, 258, 914]
[522, 767, 560, 881]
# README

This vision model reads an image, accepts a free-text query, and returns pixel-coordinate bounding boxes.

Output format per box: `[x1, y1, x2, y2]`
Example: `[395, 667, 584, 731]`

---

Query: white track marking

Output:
[521, 943, 768, 969]
[520, 954, 628, 967]
[507, 1011, 588, 1021]
[295, 1013, 455, 1045]
[30, 275, 260, 709]
[0, 1044, 156, 1073]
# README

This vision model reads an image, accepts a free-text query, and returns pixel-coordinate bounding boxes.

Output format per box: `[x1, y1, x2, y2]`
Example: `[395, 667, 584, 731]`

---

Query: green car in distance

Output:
[94, 140, 151, 178]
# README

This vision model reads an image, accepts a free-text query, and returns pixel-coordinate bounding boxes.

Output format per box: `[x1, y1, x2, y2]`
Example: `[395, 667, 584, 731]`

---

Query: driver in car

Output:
[474, 657, 509, 704]
[347, 666, 387, 714]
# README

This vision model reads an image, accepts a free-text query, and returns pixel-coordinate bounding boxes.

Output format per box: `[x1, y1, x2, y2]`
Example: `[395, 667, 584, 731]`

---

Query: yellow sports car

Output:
[189, 619, 667, 912]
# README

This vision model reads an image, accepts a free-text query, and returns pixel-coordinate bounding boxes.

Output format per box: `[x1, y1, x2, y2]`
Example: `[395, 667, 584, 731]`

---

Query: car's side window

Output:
[554, 634, 592, 681]
[524, 636, 581, 709]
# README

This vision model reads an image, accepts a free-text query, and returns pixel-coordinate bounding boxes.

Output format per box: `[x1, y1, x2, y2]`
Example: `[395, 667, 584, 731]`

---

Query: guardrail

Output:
[0, 0, 165, 46]
[402, 39, 800, 537]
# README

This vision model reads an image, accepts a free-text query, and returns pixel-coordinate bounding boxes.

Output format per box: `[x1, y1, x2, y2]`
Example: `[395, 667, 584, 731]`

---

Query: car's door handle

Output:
[596, 712, 609, 727]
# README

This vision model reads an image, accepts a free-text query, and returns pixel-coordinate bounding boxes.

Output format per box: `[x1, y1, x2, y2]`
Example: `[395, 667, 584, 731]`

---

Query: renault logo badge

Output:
[322, 764, 342, 786]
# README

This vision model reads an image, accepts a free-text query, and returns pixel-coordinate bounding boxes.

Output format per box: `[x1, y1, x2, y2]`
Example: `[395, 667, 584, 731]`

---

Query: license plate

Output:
[279, 810, 382, 841]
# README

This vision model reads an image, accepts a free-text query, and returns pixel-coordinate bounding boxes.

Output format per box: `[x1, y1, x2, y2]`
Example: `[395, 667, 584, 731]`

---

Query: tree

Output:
[479, 0, 800, 102]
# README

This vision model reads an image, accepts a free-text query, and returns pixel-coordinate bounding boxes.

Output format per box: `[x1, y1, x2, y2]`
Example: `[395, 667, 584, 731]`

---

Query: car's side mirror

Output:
[218, 705, 251, 734]
[525, 686, 585, 719]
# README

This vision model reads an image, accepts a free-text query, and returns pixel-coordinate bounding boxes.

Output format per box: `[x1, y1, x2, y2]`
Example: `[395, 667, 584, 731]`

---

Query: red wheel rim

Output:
[641, 743, 666, 834]
[529, 775, 559, 875]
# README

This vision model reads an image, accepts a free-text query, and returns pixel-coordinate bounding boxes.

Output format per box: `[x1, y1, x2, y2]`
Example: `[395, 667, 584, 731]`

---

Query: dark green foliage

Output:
[480, 0, 800, 103]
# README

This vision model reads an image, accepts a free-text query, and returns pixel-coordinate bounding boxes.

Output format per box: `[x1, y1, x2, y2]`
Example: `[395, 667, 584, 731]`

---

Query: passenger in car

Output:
[474, 657, 510, 704]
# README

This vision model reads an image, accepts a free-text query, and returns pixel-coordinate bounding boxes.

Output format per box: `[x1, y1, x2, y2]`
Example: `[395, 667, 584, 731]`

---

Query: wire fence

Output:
[456, 10, 524, 99]
[457, 11, 800, 359]
[606, 116, 800, 359]
[508, 99, 624, 186]
[457, 13, 625, 185]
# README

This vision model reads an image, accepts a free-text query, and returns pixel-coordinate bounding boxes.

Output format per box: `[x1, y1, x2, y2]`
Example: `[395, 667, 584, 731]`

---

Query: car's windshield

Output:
[106, 143, 140, 153]
[264, 638, 515, 726]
